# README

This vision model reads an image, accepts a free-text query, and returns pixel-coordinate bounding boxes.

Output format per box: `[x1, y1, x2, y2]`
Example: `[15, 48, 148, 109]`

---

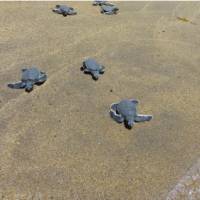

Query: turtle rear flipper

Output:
[52, 8, 62, 14]
[8, 82, 26, 89]
[104, 10, 115, 15]
[37, 74, 47, 84]
[135, 115, 153, 122]
[100, 66, 105, 74]
[130, 99, 139, 105]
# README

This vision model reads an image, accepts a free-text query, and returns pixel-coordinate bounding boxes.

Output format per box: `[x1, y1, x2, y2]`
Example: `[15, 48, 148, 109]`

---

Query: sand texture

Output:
[0, 2, 200, 200]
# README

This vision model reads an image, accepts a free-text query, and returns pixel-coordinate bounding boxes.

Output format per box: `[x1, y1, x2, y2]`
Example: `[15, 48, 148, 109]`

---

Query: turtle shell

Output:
[21, 68, 41, 82]
[116, 100, 137, 118]
[84, 59, 101, 71]
[101, 5, 119, 12]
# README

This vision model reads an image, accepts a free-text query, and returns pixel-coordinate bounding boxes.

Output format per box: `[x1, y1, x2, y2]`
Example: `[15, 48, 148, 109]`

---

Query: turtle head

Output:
[125, 116, 134, 129]
[92, 72, 100, 81]
[25, 81, 34, 92]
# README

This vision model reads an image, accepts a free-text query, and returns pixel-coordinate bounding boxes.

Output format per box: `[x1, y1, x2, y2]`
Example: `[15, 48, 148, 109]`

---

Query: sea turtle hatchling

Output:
[110, 99, 153, 129]
[81, 58, 105, 80]
[92, 0, 114, 6]
[52, 5, 77, 16]
[100, 4, 119, 15]
[8, 67, 47, 92]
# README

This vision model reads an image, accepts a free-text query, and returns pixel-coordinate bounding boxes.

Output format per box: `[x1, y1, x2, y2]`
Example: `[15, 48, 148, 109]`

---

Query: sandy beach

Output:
[0, 1, 200, 199]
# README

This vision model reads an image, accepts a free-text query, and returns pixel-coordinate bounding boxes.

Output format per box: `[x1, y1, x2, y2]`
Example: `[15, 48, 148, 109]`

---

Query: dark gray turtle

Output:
[81, 58, 105, 80]
[93, 0, 113, 6]
[8, 67, 47, 92]
[100, 4, 119, 15]
[52, 5, 77, 16]
[110, 99, 153, 129]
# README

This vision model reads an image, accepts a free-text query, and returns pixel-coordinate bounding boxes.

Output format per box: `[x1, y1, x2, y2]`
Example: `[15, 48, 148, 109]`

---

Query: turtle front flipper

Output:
[8, 82, 26, 89]
[110, 103, 124, 123]
[135, 114, 153, 122]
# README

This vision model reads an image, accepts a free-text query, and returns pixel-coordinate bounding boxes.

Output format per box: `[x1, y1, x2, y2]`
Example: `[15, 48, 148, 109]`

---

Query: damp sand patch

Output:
[176, 16, 196, 25]
[166, 159, 200, 200]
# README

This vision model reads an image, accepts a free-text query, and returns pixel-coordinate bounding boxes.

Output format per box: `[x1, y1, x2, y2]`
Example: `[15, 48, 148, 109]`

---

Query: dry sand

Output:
[0, 1, 200, 200]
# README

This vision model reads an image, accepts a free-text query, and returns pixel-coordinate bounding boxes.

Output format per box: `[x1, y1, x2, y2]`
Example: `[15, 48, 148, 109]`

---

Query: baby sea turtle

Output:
[8, 67, 47, 92]
[100, 4, 119, 15]
[81, 58, 105, 80]
[52, 5, 77, 16]
[93, 0, 113, 6]
[110, 99, 153, 129]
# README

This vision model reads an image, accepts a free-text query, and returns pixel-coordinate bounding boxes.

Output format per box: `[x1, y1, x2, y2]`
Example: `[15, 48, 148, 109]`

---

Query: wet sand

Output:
[0, 1, 200, 199]
[167, 159, 200, 200]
